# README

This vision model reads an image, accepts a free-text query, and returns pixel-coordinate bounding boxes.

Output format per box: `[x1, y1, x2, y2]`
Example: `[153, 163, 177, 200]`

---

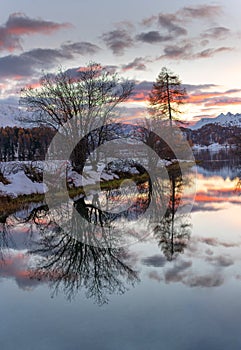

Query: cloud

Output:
[160, 43, 193, 60]
[141, 15, 157, 27]
[158, 13, 187, 36]
[136, 31, 171, 44]
[201, 26, 230, 39]
[204, 96, 241, 107]
[128, 80, 153, 102]
[159, 43, 232, 61]
[0, 41, 100, 80]
[184, 84, 218, 93]
[122, 57, 148, 71]
[0, 49, 67, 79]
[142, 254, 167, 267]
[101, 29, 133, 55]
[115, 106, 147, 123]
[180, 5, 222, 19]
[0, 13, 71, 52]
[187, 88, 241, 105]
[142, 5, 222, 30]
[61, 41, 101, 55]
[194, 46, 232, 59]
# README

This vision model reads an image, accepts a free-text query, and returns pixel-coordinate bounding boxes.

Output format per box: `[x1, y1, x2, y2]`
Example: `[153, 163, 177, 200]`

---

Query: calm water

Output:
[0, 150, 241, 350]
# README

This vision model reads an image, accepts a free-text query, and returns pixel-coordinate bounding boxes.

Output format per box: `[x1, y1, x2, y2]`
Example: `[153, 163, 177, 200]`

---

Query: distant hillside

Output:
[184, 123, 241, 148]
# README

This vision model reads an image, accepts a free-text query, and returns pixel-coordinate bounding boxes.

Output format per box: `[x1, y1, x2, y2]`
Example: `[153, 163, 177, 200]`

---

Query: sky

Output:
[1, 0, 241, 124]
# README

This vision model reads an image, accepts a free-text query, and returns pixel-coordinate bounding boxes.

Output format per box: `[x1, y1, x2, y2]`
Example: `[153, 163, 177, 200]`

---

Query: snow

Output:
[192, 143, 233, 151]
[0, 170, 47, 197]
[190, 112, 241, 130]
[0, 103, 35, 128]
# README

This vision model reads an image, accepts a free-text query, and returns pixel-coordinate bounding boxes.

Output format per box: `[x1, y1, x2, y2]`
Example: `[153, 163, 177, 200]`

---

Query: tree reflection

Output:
[154, 170, 192, 261]
[27, 198, 139, 305]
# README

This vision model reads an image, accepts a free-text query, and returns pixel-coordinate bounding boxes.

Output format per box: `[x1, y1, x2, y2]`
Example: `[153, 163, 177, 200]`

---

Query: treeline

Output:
[184, 124, 241, 146]
[0, 126, 55, 161]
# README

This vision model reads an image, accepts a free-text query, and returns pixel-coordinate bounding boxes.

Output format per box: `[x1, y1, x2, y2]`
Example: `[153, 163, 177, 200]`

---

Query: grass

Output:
[0, 193, 45, 222]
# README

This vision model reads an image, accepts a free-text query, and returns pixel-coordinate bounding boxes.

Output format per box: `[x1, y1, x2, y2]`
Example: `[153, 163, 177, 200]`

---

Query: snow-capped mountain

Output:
[190, 112, 241, 130]
[0, 103, 34, 128]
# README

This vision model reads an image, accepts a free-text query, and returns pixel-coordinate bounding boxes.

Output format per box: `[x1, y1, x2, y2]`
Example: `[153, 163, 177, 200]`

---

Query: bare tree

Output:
[20, 62, 133, 135]
[148, 67, 187, 127]
[20, 62, 134, 169]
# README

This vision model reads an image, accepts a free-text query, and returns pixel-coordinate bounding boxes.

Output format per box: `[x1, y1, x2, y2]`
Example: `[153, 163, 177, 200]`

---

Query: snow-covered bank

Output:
[0, 157, 191, 198]
[0, 170, 47, 197]
[192, 143, 236, 151]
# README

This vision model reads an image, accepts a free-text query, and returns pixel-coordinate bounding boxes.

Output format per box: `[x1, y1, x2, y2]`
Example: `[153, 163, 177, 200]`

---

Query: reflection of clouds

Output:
[191, 174, 241, 210]
[148, 271, 162, 282]
[146, 257, 226, 288]
[144, 229, 241, 288]
[197, 237, 241, 248]
[205, 255, 234, 267]
[142, 254, 166, 267]
[0, 250, 42, 290]
[164, 260, 192, 283]
[184, 274, 224, 287]
[191, 203, 222, 212]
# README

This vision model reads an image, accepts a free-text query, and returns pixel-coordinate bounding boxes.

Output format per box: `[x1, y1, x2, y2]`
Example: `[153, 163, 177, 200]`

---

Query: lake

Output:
[0, 149, 241, 350]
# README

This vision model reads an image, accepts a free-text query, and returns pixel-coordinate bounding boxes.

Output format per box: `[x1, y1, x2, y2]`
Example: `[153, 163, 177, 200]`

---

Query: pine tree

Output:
[149, 67, 187, 127]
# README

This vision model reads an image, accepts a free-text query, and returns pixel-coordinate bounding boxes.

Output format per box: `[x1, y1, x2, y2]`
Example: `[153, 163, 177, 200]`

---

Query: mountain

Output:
[0, 103, 34, 128]
[190, 112, 241, 130]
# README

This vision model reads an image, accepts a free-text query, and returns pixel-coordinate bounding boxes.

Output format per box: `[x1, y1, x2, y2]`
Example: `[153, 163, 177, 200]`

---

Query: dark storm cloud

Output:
[142, 254, 167, 267]
[101, 29, 133, 55]
[136, 31, 171, 44]
[0, 12, 71, 52]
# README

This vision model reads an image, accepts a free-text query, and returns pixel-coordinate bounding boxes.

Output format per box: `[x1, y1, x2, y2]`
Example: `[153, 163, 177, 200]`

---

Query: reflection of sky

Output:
[1, 166, 241, 349]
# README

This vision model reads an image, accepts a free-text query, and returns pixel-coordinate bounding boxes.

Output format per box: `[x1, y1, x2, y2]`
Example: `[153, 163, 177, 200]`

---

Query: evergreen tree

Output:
[149, 67, 187, 126]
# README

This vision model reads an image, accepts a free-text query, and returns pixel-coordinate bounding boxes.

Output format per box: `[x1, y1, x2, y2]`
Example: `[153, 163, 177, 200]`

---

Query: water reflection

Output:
[0, 159, 195, 303]
[154, 172, 191, 261]
[21, 200, 140, 304]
